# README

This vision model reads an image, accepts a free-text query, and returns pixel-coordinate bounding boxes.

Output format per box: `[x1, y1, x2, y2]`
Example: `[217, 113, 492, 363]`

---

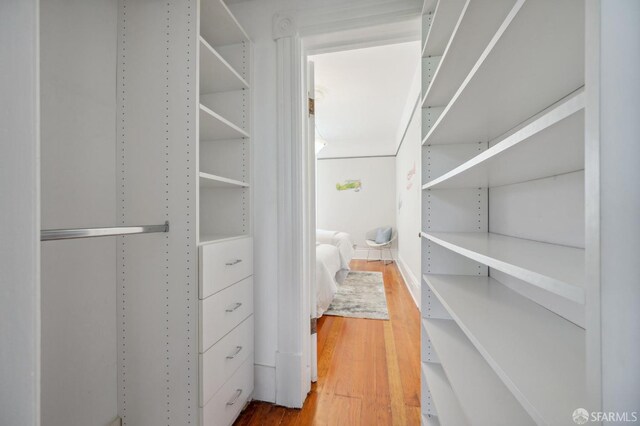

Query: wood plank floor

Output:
[234, 260, 421, 425]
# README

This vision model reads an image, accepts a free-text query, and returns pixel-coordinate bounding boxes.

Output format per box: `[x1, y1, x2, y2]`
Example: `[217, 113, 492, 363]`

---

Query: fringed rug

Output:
[325, 271, 389, 320]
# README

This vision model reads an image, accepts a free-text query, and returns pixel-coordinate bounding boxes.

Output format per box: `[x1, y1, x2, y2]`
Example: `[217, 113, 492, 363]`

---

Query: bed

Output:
[316, 229, 355, 267]
[315, 230, 355, 317]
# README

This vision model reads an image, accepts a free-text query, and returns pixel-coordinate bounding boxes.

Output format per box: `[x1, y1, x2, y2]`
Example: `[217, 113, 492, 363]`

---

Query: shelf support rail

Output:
[41, 221, 169, 241]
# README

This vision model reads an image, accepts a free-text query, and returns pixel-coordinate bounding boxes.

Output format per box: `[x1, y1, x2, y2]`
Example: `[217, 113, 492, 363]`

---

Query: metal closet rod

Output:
[41, 221, 169, 241]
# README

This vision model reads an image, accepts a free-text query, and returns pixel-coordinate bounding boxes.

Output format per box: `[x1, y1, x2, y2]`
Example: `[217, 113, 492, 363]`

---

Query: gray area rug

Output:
[325, 271, 389, 320]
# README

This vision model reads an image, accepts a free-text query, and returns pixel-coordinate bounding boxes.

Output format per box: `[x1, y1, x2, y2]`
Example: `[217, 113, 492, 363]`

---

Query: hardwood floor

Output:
[234, 260, 421, 425]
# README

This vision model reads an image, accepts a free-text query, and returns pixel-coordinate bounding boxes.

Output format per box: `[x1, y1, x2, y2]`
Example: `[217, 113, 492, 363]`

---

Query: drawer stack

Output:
[199, 236, 254, 426]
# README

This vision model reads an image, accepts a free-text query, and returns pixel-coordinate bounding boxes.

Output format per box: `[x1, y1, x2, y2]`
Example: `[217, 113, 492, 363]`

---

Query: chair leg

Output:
[366, 248, 371, 262]
[387, 246, 394, 265]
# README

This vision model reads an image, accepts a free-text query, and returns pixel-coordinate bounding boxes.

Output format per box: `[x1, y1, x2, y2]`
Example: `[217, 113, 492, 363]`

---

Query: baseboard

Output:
[253, 363, 276, 403]
[395, 254, 421, 310]
[275, 351, 305, 408]
[353, 247, 397, 261]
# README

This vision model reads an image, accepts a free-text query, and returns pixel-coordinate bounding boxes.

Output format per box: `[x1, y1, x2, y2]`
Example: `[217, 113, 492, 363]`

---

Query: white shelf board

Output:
[424, 318, 534, 425]
[200, 0, 250, 47]
[199, 104, 249, 141]
[199, 234, 248, 246]
[422, 232, 585, 303]
[424, 274, 587, 426]
[422, 0, 466, 58]
[422, 0, 517, 108]
[423, 0, 584, 145]
[422, 362, 469, 426]
[424, 89, 585, 189]
[199, 172, 249, 188]
[199, 36, 249, 94]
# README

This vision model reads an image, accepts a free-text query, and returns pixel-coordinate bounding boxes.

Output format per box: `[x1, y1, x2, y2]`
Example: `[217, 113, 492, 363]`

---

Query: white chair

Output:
[365, 227, 396, 265]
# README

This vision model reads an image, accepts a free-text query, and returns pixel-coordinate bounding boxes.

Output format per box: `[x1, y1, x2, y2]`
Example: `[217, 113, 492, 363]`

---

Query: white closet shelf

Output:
[424, 274, 587, 426]
[200, 104, 249, 141]
[199, 37, 249, 94]
[423, 0, 584, 145]
[422, 362, 469, 426]
[199, 172, 249, 188]
[423, 89, 585, 189]
[424, 318, 534, 425]
[422, 0, 466, 58]
[199, 234, 248, 246]
[421, 231, 585, 303]
[200, 0, 250, 47]
[422, 0, 518, 108]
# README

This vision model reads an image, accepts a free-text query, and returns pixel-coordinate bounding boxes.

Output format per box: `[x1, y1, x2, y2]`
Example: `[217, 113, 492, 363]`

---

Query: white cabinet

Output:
[197, 1, 254, 423]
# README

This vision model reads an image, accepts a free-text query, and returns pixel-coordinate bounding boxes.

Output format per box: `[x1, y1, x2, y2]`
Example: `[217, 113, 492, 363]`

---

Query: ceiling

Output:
[311, 40, 420, 158]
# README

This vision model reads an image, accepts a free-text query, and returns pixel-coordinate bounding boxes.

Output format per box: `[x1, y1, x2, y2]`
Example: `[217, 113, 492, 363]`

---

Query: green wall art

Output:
[336, 179, 362, 192]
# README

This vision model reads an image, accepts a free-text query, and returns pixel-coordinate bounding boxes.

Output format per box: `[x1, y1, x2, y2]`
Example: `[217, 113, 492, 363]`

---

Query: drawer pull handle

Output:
[226, 389, 243, 406]
[225, 259, 243, 266]
[226, 346, 243, 360]
[225, 302, 242, 313]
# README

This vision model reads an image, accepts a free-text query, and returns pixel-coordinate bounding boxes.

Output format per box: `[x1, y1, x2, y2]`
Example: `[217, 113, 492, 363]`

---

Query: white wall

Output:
[316, 157, 396, 254]
[394, 66, 421, 307]
[40, 1, 118, 425]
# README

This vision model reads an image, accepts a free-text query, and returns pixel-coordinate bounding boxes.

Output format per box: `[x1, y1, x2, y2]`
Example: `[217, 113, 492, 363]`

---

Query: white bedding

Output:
[316, 229, 355, 268]
[315, 243, 349, 317]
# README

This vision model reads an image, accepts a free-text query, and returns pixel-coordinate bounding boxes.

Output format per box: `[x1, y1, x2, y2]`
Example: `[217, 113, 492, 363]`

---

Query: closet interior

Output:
[39, 0, 253, 425]
[419, 0, 588, 424]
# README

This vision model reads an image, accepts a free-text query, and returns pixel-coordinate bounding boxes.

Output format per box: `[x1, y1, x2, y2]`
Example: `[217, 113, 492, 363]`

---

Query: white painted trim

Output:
[272, 1, 424, 409]
[274, 30, 307, 409]
[585, 0, 602, 413]
[253, 364, 276, 403]
[396, 254, 421, 310]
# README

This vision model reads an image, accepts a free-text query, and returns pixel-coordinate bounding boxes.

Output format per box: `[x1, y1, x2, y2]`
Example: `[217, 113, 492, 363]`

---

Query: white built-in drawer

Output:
[199, 237, 253, 299]
[201, 356, 254, 426]
[200, 315, 253, 406]
[200, 276, 253, 352]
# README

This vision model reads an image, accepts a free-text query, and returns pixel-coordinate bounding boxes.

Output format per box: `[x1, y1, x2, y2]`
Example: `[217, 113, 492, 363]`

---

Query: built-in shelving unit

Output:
[422, 362, 468, 426]
[200, 104, 249, 141]
[422, 231, 585, 303]
[199, 172, 249, 188]
[198, 0, 251, 245]
[419, 0, 587, 424]
[423, 89, 584, 189]
[423, 0, 584, 146]
[424, 275, 586, 425]
[199, 36, 249, 93]
[197, 2, 253, 424]
[424, 318, 534, 425]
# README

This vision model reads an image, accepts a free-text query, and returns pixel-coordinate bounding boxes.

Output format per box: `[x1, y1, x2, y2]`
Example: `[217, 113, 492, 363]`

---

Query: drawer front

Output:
[200, 315, 254, 406]
[199, 237, 253, 299]
[201, 356, 254, 426]
[200, 276, 253, 352]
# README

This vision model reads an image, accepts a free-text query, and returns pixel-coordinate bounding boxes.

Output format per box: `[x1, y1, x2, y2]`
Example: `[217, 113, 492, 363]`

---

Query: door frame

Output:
[272, 4, 421, 408]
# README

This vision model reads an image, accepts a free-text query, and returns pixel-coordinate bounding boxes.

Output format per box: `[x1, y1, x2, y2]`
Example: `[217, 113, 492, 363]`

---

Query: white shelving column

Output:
[198, 0, 252, 245]
[197, 2, 254, 425]
[420, 0, 588, 425]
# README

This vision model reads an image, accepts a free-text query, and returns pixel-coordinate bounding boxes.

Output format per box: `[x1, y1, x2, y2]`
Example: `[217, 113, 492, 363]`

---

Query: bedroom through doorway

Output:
[309, 41, 423, 422]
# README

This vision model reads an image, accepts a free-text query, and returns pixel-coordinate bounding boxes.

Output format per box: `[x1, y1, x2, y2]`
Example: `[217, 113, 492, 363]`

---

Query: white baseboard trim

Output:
[353, 247, 397, 261]
[275, 351, 305, 408]
[395, 254, 421, 310]
[253, 363, 276, 403]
